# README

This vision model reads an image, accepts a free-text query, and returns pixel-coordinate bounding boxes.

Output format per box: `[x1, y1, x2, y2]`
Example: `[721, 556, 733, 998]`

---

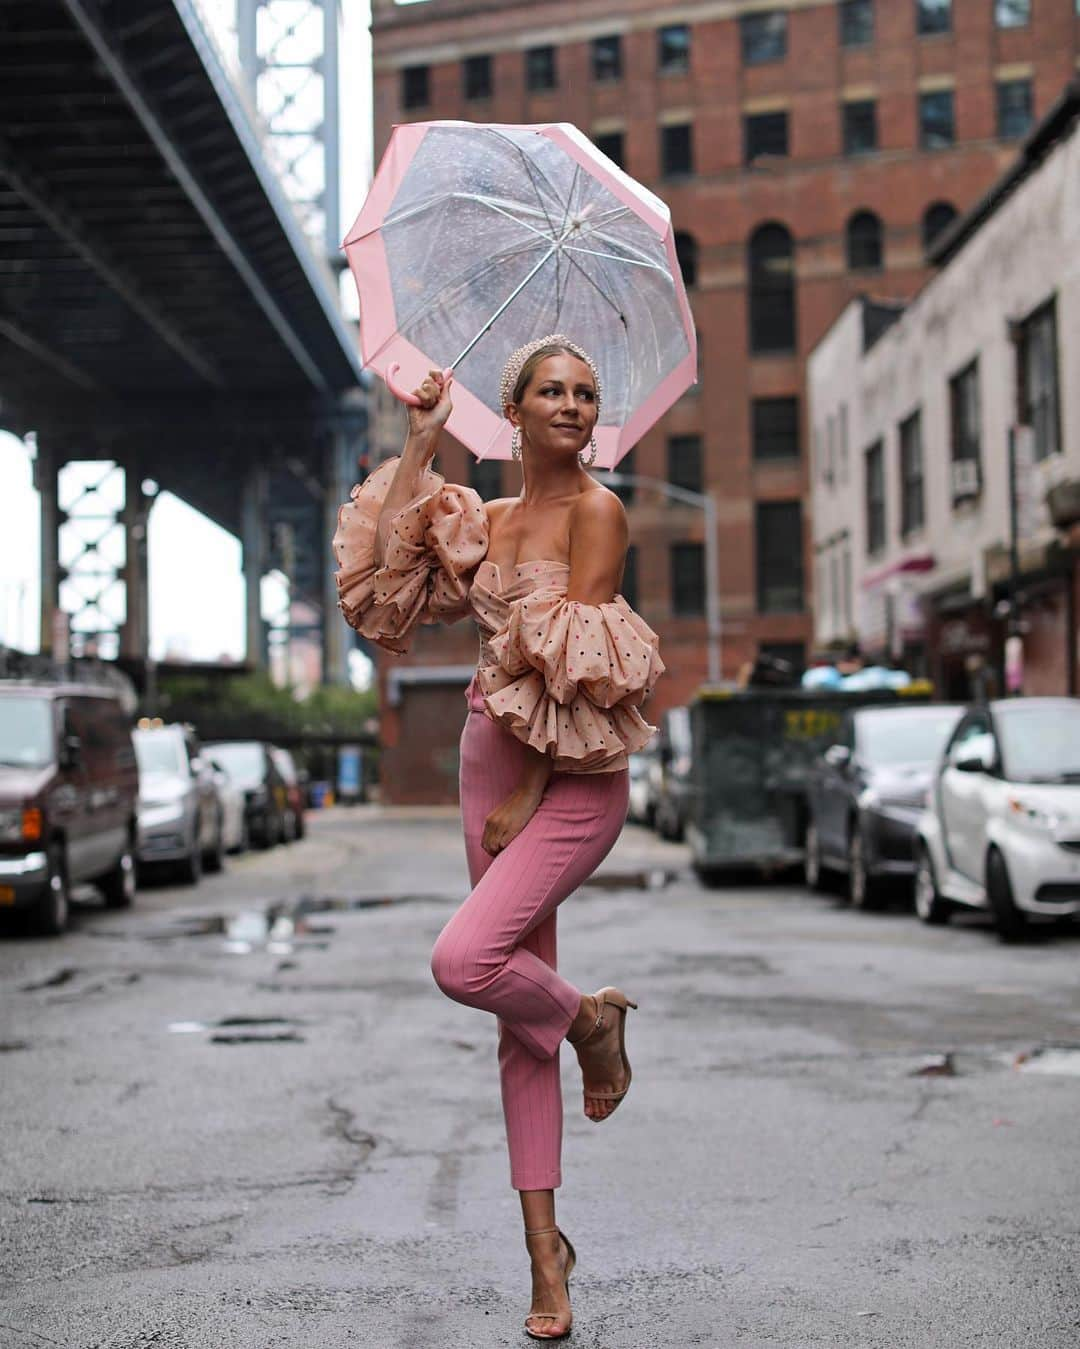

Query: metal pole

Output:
[321, 0, 341, 261]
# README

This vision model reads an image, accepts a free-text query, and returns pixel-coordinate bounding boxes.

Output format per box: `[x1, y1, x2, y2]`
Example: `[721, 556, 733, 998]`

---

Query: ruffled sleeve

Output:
[332, 455, 488, 654]
[475, 585, 666, 770]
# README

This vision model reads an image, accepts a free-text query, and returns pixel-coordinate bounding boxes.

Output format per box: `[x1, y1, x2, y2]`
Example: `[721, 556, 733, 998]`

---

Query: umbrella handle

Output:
[386, 362, 453, 407]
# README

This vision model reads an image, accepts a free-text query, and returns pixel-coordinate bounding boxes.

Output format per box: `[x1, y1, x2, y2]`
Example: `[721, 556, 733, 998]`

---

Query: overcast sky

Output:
[0, 0, 373, 663]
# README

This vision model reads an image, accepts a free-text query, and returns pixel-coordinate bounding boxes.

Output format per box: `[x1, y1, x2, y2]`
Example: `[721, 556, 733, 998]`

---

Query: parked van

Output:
[0, 682, 138, 934]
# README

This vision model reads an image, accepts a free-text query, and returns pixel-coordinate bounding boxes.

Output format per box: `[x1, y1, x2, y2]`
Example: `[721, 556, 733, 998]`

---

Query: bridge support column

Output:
[242, 462, 269, 671]
[322, 423, 356, 686]
[33, 440, 61, 657]
[119, 464, 150, 664]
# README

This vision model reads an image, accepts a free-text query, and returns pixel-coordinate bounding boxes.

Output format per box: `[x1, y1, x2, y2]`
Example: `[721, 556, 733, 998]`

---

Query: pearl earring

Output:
[511, 427, 522, 461]
[578, 435, 598, 468]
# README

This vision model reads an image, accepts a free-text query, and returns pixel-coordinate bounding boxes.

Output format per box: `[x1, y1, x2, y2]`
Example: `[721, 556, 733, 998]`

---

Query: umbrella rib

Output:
[363, 237, 550, 368]
[562, 245, 669, 272]
[484, 128, 563, 232]
[356, 191, 554, 241]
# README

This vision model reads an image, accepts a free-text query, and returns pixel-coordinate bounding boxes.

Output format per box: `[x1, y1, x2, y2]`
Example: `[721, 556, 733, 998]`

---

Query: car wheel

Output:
[986, 847, 1027, 944]
[203, 815, 225, 874]
[33, 844, 70, 936]
[175, 830, 203, 886]
[294, 811, 305, 840]
[99, 838, 136, 909]
[848, 826, 883, 911]
[804, 821, 825, 891]
[914, 843, 950, 926]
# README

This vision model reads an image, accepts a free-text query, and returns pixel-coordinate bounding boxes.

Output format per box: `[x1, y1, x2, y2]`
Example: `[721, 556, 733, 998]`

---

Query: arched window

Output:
[922, 200, 958, 252]
[846, 210, 883, 272]
[748, 222, 795, 353]
[674, 230, 698, 288]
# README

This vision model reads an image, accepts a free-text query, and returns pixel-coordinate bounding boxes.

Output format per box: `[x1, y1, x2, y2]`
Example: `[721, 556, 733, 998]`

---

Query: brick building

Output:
[809, 82, 1080, 701]
[366, 0, 1080, 802]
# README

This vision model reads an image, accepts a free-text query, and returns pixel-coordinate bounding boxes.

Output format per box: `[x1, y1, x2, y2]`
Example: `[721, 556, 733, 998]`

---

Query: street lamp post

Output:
[604, 472, 722, 685]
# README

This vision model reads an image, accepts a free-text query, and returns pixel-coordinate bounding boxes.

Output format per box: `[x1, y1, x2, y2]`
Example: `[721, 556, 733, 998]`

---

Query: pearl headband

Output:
[498, 333, 603, 417]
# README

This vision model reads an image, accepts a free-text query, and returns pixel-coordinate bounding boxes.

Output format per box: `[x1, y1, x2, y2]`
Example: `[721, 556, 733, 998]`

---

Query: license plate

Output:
[0, 886, 16, 905]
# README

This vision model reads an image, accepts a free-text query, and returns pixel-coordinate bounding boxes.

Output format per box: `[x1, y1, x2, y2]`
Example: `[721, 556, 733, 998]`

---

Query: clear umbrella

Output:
[343, 120, 697, 468]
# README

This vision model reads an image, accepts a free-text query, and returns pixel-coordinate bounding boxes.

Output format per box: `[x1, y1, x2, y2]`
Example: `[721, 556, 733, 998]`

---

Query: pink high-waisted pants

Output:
[430, 677, 629, 1191]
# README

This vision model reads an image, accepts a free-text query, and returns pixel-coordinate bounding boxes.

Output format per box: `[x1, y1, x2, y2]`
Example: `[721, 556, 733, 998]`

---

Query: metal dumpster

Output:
[685, 685, 933, 883]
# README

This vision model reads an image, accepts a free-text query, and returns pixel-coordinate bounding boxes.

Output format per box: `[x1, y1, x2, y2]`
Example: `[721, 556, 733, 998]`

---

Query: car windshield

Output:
[0, 697, 53, 768]
[207, 742, 264, 786]
[996, 702, 1080, 783]
[134, 732, 185, 776]
[857, 707, 962, 766]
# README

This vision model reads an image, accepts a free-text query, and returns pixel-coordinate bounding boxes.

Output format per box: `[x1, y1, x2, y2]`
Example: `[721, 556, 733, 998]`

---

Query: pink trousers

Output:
[430, 678, 629, 1191]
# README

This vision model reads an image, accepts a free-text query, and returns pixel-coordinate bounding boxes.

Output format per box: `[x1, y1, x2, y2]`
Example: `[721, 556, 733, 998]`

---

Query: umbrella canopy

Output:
[343, 121, 697, 469]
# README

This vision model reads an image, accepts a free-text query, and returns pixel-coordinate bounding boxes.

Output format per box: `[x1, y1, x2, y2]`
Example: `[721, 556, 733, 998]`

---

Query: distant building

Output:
[809, 80, 1080, 698]
[367, 0, 1080, 800]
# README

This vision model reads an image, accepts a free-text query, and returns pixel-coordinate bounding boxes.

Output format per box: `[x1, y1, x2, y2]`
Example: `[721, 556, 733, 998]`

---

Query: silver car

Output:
[133, 724, 224, 884]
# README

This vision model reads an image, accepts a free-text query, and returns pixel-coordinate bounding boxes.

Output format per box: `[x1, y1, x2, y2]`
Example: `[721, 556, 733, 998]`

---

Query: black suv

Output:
[0, 681, 139, 934]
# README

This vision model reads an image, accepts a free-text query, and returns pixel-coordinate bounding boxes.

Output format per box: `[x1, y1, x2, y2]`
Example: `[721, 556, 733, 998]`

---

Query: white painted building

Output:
[809, 80, 1080, 699]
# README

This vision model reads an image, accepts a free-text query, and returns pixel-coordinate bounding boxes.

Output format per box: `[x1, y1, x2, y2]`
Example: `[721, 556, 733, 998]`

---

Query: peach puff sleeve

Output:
[476, 585, 666, 770]
[332, 455, 488, 654]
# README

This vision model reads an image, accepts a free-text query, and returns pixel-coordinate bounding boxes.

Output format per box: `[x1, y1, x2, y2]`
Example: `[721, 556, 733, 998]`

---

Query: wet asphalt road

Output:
[1, 806, 1079, 1349]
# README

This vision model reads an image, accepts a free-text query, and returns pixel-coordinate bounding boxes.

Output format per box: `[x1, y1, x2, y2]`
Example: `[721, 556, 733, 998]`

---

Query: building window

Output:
[744, 111, 789, 164]
[658, 24, 691, 75]
[846, 210, 883, 271]
[671, 542, 705, 616]
[949, 360, 982, 503]
[740, 11, 787, 65]
[401, 65, 429, 110]
[997, 80, 1033, 140]
[899, 411, 925, 536]
[840, 0, 874, 47]
[469, 457, 503, 502]
[922, 200, 958, 251]
[592, 35, 622, 82]
[526, 45, 557, 92]
[667, 434, 703, 494]
[1018, 299, 1061, 461]
[594, 131, 624, 168]
[916, 0, 951, 36]
[843, 100, 878, 155]
[995, 0, 1030, 27]
[748, 222, 796, 354]
[865, 441, 886, 555]
[661, 123, 694, 177]
[463, 54, 492, 101]
[610, 447, 635, 504]
[621, 544, 638, 608]
[919, 89, 955, 148]
[752, 397, 800, 461]
[674, 231, 698, 288]
[756, 502, 804, 613]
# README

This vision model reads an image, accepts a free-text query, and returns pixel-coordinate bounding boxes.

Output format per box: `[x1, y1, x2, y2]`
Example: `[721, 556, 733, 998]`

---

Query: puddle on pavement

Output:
[1013, 1045, 1080, 1077]
[168, 1015, 304, 1045]
[583, 868, 679, 891]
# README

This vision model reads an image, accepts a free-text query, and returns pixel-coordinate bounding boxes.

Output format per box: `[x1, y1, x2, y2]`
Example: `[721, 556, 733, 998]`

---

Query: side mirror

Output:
[824, 744, 851, 770]
[954, 752, 990, 774]
[60, 733, 82, 769]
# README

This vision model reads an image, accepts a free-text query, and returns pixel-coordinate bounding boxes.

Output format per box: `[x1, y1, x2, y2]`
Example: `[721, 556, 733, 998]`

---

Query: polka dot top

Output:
[332, 455, 665, 774]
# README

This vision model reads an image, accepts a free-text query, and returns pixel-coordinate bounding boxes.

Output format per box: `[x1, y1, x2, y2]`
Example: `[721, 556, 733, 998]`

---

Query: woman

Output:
[333, 335, 664, 1340]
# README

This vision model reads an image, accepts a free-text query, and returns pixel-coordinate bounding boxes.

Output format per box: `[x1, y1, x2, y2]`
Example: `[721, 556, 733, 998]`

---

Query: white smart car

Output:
[915, 697, 1080, 941]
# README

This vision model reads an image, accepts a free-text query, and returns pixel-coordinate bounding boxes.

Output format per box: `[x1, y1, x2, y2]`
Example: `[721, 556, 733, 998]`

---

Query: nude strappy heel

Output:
[523, 1226, 576, 1341]
[569, 986, 638, 1120]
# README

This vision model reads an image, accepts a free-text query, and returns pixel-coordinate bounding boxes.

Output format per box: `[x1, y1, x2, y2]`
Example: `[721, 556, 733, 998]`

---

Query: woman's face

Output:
[509, 353, 598, 459]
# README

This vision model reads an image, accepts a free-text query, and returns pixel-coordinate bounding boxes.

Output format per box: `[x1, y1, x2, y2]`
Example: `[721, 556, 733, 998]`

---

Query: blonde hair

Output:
[499, 334, 602, 416]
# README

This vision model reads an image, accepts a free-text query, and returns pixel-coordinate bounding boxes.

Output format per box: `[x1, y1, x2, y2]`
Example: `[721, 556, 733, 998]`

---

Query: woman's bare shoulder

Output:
[570, 483, 626, 527]
[483, 496, 519, 523]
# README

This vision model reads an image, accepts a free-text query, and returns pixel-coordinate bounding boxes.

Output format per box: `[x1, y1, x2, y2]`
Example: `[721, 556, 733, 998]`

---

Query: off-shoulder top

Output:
[332, 455, 665, 774]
